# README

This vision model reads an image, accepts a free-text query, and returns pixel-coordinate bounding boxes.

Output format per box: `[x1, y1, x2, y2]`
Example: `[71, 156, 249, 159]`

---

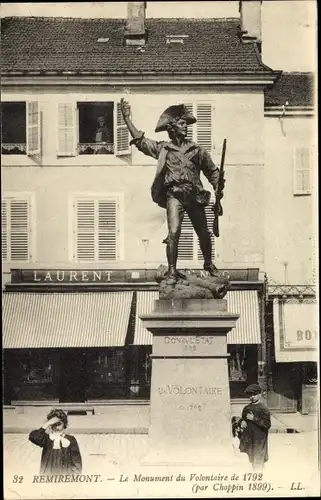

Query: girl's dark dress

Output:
[239, 402, 271, 469]
[29, 427, 82, 475]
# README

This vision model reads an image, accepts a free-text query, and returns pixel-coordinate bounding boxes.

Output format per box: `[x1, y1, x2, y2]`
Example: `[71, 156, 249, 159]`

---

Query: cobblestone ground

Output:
[4, 432, 320, 499]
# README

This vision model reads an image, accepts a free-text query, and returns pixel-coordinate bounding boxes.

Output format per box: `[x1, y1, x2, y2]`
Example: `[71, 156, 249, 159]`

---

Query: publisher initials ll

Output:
[291, 482, 304, 491]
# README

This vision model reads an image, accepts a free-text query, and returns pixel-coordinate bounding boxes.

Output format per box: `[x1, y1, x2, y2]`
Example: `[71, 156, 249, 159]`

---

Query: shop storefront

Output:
[265, 290, 317, 414]
[3, 268, 264, 406]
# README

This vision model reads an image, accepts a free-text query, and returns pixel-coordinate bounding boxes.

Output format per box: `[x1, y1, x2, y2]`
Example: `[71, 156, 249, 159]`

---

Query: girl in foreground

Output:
[29, 408, 82, 475]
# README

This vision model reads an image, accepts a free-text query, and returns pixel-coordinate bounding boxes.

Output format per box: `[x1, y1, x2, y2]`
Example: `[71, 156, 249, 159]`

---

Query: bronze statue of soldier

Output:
[120, 98, 221, 283]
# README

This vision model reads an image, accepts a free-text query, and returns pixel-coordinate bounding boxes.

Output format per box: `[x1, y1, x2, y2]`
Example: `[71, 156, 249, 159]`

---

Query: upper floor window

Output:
[72, 194, 122, 263]
[181, 102, 214, 153]
[293, 147, 312, 195]
[178, 206, 215, 262]
[78, 102, 114, 155]
[1, 102, 40, 156]
[2, 194, 33, 262]
[58, 101, 130, 157]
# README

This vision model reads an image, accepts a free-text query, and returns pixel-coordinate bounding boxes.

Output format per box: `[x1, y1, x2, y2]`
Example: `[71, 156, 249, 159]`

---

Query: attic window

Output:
[97, 38, 110, 43]
[166, 35, 189, 45]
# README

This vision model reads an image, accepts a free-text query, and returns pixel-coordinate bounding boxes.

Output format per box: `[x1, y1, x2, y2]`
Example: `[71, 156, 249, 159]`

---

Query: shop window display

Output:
[228, 345, 258, 398]
[86, 348, 127, 399]
[7, 350, 58, 402]
[128, 347, 152, 399]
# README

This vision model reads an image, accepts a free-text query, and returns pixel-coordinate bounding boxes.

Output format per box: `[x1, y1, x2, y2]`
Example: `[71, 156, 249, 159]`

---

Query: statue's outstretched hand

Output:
[120, 98, 131, 119]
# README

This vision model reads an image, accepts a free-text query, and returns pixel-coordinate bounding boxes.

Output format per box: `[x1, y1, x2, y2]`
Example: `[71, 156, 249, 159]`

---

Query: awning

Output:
[273, 299, 318, 362]
[3, 292, 133, 348]
[134, 291, 159, 345]
[133, 290, 261, 345]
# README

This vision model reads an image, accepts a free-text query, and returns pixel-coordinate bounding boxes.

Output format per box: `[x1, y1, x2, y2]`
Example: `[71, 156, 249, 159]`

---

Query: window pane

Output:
[8, 350, 58, 401]
[78, 102, 114, 155]
[128, 346, 152, 399]
[1, 102, 26, 144]
[228, 345, 258, 398]
[86, 349, 127, 399]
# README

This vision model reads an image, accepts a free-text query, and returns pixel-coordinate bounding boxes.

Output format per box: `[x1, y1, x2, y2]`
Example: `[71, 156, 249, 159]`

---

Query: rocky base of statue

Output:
[155, 265, 230, 300]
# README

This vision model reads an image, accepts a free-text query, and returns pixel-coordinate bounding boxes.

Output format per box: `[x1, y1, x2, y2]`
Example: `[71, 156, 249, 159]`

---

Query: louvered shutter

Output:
[75, 200, 95, 261]
[114, 102, 130, 155]
[57, 103, 77, 157]
[177, 213, 194, 261]
[294, 147, 310, 194]
[184, 103, 194, 142]
[74, 197, 119, 262]
[2, 198, 30, 262]
[98, 199, 118, 260]
[197, 206, 215, 260]
[10, 200, 30, 260]
[1, 200, 8, 261]
[26, 101, 40, 155]
[196, 103, 213, 153]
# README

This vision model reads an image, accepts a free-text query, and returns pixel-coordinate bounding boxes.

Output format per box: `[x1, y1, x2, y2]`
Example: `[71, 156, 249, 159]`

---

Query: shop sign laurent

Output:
[10, 268, 259, 284]
[33, 270, 112, 282]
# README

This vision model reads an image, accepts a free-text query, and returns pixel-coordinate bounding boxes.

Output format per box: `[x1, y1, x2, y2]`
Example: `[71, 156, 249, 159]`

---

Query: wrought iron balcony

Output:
[78, 142, 114, 155]
[2, 143, 26, 154]
[267, 282, 316, 297]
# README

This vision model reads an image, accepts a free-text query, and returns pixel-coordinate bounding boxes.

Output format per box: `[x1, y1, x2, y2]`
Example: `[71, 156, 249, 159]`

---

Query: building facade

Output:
[263, 72, 317, 413]
[2, 3, 316, 412]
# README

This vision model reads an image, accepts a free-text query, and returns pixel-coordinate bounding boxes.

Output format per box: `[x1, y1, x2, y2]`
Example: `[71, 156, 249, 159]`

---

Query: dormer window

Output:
[166, 34, 189, 45]
[97, 38, 110, 43]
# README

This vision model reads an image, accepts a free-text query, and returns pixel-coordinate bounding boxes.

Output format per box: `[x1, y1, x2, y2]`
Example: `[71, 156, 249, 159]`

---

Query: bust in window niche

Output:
[94, 116, 112, 154]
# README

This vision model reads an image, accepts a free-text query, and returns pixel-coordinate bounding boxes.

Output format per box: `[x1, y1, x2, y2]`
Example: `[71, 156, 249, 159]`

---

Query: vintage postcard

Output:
[2, 1, 318, 499]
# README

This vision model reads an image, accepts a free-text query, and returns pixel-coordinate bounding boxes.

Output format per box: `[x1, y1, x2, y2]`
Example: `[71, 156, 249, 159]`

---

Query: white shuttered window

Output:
[26, 101, 41, 156]
[73, 196, 120, 262]
[2, 196, 32, 262]
[178, 206, 215, 262]
[182, 102, 214, 152]
[57, 103, 77, 157]
[57, 101, 130, 157]
[115, 102, 130, 155]
[293, 147, 311, 195]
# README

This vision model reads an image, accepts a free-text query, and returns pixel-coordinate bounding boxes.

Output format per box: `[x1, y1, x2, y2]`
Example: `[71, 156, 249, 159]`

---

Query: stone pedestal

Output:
[140, 298, 240, 465]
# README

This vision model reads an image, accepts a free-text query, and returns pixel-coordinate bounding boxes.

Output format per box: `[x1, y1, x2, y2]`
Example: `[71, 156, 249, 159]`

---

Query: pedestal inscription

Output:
[141, 299, 240, 465]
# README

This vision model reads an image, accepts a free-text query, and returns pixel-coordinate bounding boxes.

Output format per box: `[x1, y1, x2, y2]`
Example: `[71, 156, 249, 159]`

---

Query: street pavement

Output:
[4, 404, 319, 434]
[4, 430, 320, 499]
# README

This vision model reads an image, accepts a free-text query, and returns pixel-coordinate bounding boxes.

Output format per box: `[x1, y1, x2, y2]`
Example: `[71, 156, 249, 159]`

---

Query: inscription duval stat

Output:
[158, 385, 223, 396]
[165, 336, 214, 345]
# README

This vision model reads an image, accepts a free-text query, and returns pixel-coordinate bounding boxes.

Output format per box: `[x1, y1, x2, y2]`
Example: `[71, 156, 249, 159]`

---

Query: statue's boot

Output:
[166, 266, 177, 284]
[204, 262, 221, 277]
[166, 237, 179, 284]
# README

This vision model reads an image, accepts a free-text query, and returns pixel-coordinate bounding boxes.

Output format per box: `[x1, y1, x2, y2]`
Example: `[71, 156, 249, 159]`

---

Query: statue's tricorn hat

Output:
[155, 104, 197, 133]
[244, 384, 262, 396]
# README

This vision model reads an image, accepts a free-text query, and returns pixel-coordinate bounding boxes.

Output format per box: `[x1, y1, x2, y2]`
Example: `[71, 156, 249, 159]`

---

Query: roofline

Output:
[1, 71, 280, 87]
[264, 106, 315, 117]
[1, 15, 241, 22]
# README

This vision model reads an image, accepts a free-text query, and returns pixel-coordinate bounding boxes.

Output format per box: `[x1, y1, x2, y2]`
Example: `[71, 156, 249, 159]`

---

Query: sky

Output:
[0, 1, 317, 72]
